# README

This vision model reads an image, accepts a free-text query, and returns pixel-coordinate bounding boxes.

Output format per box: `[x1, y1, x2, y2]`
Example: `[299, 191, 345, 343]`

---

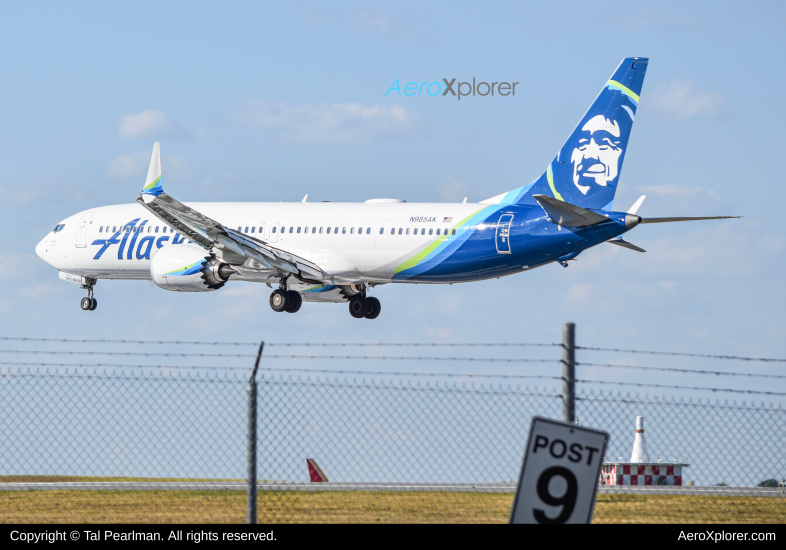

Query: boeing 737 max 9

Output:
[35, 58, 738, 319]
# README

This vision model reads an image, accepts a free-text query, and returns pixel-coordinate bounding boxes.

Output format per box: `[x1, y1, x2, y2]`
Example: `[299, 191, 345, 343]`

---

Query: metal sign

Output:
[510, 416, 608, 524]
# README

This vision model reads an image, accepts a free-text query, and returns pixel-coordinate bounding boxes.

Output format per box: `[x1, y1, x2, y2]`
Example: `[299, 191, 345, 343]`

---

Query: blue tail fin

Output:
[482, 57, 648, 210]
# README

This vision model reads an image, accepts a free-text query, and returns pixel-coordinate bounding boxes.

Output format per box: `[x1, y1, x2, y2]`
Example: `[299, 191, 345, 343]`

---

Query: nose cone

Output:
[35, 236, 50, 263]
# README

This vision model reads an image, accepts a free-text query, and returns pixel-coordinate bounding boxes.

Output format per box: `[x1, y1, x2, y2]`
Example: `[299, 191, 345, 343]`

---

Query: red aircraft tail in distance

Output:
[307, 458, 328, 482]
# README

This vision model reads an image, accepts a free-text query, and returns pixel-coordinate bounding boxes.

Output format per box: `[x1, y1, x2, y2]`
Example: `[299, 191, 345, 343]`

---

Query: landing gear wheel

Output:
[88, 298, 98, 311]
[80, 297, 92, 311]
[364, 297, 381, 319]
[348, 296, 367, 318]
[285, 290, 302, 313]
[269, 289, 288, 312]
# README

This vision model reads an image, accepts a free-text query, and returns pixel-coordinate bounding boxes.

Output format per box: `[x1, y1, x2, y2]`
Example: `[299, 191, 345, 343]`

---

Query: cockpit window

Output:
[52, 224, 65, 233]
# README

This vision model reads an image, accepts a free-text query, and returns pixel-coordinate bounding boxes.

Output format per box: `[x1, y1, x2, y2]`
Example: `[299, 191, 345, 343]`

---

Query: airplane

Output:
[35, 57, 739, 319]
[307, 458, 328, 483]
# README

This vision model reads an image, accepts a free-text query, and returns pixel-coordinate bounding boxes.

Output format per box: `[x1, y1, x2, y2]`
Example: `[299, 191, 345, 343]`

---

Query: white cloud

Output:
[609, 5, 700, 31]
[235, 100, 425, 146]
[0, 253, 39, 281]
[0, 178, 85, 204]
[567, 282, 594, 303]
[647, 80, 723, 120]
[119, 110, 188, 139]
[343, 10, 411, 39]
[107, 150, 192, 180]
[437, 176, 472, 202]
[639, 184, 720, 200]
[305, 7, 413, 41]
[107, 151, 148, 179]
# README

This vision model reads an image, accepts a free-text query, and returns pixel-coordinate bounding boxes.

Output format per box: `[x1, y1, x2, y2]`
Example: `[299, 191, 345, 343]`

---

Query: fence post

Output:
[247, 341, 264, 525]
[562, 323, 575, 424]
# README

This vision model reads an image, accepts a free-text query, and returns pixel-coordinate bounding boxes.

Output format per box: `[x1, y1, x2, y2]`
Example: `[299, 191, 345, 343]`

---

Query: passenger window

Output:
[320, 227, 323, 234]
[312, 227, 316, 234]
[297, 227, 301, 234]
[397, 228, 402, 235]
[436, 229, 441, 236]
[112, 226, 117, 232]
[379, 227, 384, 234]
[305, 226, 309, 233]
[259, 226, 263, 233]
[429, 228, 433, 235]
[358, 227, 363, 234]
[327, 227, 331, 234]
[289, 227, 293, 233]
[334, 227, 338, 234]
[452, 228, 457, 235]
[421, 228, 426, 235]
[366, 228, 371, 234]
[98, 226, 103, 233]
[272, 227, 277, 233]
[406, 228, 410, 235]
[155, 227, 159, 233]
[251, 227, 255, 233]
[238, 227, 242, 231]
[342, 227, 346, 234]
[390, 228, 395, 235]
[350, 227, 355, 234]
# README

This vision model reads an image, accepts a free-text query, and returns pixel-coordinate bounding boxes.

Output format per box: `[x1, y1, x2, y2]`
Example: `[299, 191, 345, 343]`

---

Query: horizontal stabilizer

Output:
[533, 194, 609, 227]
[641, 216, 741, 224]
[607, 237, 646, 253]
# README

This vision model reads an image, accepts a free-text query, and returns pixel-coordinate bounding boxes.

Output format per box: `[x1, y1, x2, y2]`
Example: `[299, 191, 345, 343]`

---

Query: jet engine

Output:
[150, 244, 235, 292]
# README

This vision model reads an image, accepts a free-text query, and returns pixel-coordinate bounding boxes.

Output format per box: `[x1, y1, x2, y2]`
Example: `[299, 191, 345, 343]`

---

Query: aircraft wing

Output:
[135, 143, 325, 283]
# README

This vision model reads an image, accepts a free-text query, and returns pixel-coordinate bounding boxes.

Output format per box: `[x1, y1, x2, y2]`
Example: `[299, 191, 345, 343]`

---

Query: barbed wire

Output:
[0, 361, 561, 380]
[0, 337, 557, 348]
[577, 362, 786, 380]
[575, 379, 786, 396]
[0, 350, 557, 363]
[576, 346, 786, 363]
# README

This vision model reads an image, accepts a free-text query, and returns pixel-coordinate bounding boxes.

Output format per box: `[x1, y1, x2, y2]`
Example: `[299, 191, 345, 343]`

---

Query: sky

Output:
[0, 0, 785, 409]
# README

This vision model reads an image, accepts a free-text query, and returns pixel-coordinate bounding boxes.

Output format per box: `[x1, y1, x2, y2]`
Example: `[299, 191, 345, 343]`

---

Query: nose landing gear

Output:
[80, 278, 98, 311]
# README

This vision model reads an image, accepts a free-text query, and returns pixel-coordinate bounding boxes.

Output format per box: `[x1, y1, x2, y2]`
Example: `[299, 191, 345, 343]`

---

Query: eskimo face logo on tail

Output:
[570, 115, 623, 195]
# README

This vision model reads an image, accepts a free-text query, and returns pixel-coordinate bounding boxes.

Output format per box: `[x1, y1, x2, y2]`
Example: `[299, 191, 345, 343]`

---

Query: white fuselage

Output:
[37, 201, 489, 285]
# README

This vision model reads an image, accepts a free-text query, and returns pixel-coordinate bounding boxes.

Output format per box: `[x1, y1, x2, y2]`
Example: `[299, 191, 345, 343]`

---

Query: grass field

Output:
[1, 490, 784, 523]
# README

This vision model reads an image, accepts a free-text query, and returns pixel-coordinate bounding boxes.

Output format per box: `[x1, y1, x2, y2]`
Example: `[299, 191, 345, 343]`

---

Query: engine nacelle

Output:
[150, 244, 235, 292]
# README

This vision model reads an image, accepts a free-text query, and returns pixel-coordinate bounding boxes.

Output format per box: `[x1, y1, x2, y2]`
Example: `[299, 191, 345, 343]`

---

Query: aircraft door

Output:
[269, 222, 279, 243]
[495, 214, 513, 254]
[75, 211, 95, 248]
[257, 222, 266, 242]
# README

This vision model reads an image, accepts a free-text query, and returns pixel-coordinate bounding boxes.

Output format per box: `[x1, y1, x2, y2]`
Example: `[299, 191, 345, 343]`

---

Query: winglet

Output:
[307, 458, 328, 482]
[141, 142, 163, 203]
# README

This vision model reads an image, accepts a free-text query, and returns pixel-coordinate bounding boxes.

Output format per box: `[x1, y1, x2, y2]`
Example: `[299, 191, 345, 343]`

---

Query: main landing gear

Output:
[348, 295, 381, 320]
[269, 289, 302, 313]
[80, 278, 98, 311]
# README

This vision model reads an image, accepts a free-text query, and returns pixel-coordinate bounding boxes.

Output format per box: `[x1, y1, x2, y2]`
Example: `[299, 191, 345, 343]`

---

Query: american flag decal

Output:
[442, 217, 453, 223]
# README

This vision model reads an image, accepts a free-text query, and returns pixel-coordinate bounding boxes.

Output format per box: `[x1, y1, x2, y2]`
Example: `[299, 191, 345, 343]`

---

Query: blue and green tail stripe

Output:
[394, 205, 502, 278]
[142, 175, 163, 197]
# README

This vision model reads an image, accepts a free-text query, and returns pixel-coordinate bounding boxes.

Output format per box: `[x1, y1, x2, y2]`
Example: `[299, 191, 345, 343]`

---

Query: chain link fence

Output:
[1, 335, 784, 523]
